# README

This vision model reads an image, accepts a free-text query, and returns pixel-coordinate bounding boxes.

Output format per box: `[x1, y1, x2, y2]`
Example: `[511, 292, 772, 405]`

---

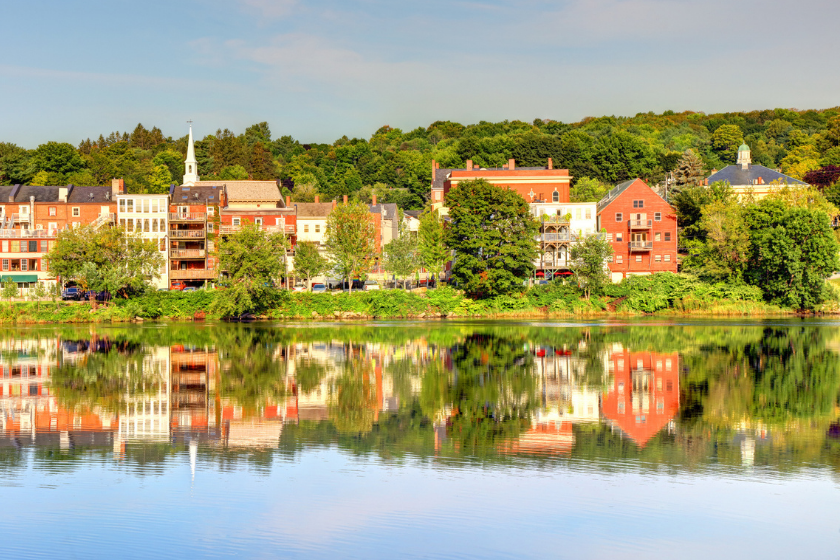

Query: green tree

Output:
[417, 208, 449, 283]
[324, 201, 376, 293]
[148, 164, 173, 194]
[671, 181, 735, 241]
[683, 200, 750, 282]
[383, 231, 418, 289]
[569, 232, 613, 299]
[220, 164, 249, 180]
[151, 150, 182, 183]
[672, 148, 705, 188]
[31, 141, 85, 181]
[711, 125, 744, 164]
[2, 278, 18, 304]
[444, 179, 539, 298]
[293, 241, 329, 289]
[31, 281, 47, 312]
[211, 221, 288, 316]
[570, 177, 610, 202]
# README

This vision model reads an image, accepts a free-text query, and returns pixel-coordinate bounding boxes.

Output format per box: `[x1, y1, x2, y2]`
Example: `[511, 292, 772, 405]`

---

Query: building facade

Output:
[530, 202, 598, 276]
[705, 143, 806, 199]
[596, 179, 678, 282]
[116, 193, 170, 289]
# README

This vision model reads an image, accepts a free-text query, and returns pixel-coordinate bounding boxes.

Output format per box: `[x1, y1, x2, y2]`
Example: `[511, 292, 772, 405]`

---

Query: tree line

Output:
[3, 106, 840, 209]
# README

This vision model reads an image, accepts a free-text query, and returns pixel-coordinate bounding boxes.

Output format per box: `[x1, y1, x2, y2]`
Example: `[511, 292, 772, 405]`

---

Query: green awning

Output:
[0, 275, 38, 283]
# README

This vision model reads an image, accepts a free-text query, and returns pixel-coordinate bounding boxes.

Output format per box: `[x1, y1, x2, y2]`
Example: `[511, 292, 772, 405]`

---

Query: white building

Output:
[116, 193, 170, 289]
[530, 202, 598, 275]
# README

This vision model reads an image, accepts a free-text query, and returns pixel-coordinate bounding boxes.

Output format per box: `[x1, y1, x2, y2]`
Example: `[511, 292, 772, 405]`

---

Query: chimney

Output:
[547, 158, 553, 170]
[314, 195, 320, 204]
[431, 159, 437, 182]
[286, 195, 291, 206]
[372, 193, 377, 205]
[111, 178, 124, 197]
[332, 199, 336, 210]
[343, 195, 348, 204]
[220, 187, 227, 208]
[466, 159, 473, 171]
[508, 158, 515, 170]
[9, 184, 21, 202]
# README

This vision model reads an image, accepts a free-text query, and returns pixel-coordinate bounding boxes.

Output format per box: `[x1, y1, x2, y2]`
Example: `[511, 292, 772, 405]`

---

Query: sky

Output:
[1, 0, 839, 147]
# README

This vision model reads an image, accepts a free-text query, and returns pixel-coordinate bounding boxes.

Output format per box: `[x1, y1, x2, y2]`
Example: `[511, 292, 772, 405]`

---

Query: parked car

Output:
[311, 283, 327, 293]
[183, 287, 197, 292]
[339, 279, 365, 291]
[171, 281, 187, 291]
[292, 284, 306, 293]
[363, 280, 380, 291]
[61, 286, 81, 301]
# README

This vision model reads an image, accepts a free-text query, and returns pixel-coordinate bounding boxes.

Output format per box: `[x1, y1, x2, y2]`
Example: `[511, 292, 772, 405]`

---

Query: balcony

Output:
[541, 233, 574, 243]
[540, 216, 570, 225]
[629, 241, 653, 251]
[169, 212, 206, 222]
[170, 229, 206, 239]
[170, 269, 216, 279]
[170, 249, 206, 259]
[629, 219, 652, 230]
[0, 229, 56, 238]
[219, 224, 295, 235]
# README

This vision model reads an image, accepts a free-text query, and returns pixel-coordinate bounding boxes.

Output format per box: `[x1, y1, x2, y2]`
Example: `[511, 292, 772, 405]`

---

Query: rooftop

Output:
[171, 185, 222, 204]
[294, 202, 335, 217]
[707, 164, 805, 187]
[193, 180, 281, 203]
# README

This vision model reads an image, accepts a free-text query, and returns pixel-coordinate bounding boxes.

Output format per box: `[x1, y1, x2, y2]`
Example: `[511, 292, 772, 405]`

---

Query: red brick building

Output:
[601, 349, 680, 447]
[596, 179, 677, 282]
[431, 158, 571, 208]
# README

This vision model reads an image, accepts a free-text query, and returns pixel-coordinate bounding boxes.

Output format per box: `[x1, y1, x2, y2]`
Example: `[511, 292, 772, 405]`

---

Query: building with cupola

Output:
[705, 143, 806, 199]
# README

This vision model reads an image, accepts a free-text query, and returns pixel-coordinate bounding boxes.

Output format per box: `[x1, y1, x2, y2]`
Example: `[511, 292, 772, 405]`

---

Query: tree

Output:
[293, 242, 329, 290]
[324, 201, 376, 293]
[803, 165, 840, 189]
[417, 208, 448, 282]
[444, 179, 539, 298]
[569, 233, 613, 299]
[383, 232, 418, 289]
[711, 125, 744, 164]
[744, 199, 840, 310]
[32, 282, 47, 312]
[148, 164, 173, 194]
[31, 141, 85, 181]
[570, 177, 611, 203]
[50, 282, 61, 311]
[781, 145, 821, 179]
[291, 179, 318, 202]
[211, 221, 288, 316]
[682, 201, 750, 282]
[152, 150, 182, 183]
[46, 225, 164, 296]
[220, 164, 249, 180]
[672, 149, 705, 188]
[2, 278, 18, 305]
[671, 181, 735, 241]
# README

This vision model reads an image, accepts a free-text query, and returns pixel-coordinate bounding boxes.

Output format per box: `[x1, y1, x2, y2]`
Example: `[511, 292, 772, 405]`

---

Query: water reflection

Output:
[0, 322, 838, 474]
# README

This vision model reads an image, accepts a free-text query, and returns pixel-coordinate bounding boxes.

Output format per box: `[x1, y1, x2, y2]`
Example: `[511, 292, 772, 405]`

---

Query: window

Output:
[143, 200, 149, 213]
[655, 255, 661, 262]
[654, 212, 662, 221]
[616, 233, 623, 242]
[615, 212, 623, 222]
[255, 218, 263, 226]
[633, 200, 644, 209]
[127, 220, 134, 232]
[635, 255, 642, 262]
[40, 241, 49, 252]
[178, 206, 189, 215]
[304, 224, 309, 233]
[585, 208, 591, 219]
[159, 239, 166, 251]
[207, 223, 214, 233]
[232, 217, 241, 226]
[127, 199, 134, 212]
[1, 241, 6, 252]
[120, 219, 126, 228]
[159, 219, 165, 231]
[152, 219, 158, 233]
[144, 219, 150, 232]
[576, 208, 582, 220]
[49, 207, 56, 217]
[151, 200, 159, 213]
[315, 224, 320, 233]
[48, 222, 57, 232]
[20, 205, 29, 216]
[72, 207, 80, 217]
[207, 207, 214, 216]
[655, 232, 661, 242]
[616, 255, 623, 264]
[664, 254, 671, 262]
[664, 232, 671, 242]
[119, 199, 126, 213]
[28, 241, 36, 252]
[552, 191, 559, 202]
[17, 241, 25, 253]
[21, 259, 27, 272]
[1, 260, 7, 271]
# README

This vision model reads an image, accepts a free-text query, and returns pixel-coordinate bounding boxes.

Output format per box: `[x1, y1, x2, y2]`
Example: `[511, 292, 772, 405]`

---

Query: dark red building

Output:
[596, 178, 677, 281]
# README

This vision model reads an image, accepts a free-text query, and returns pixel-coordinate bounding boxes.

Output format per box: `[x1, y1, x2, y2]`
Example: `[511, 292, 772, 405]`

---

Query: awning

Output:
[0, 275, 38, 283]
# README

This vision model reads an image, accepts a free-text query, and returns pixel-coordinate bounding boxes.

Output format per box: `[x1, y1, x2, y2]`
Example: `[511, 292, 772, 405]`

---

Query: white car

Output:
[363, 280, 380, 291]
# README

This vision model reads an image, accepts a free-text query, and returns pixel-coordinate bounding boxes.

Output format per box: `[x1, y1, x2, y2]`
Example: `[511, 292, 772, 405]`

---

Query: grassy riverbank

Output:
[0, 273, 818, 324]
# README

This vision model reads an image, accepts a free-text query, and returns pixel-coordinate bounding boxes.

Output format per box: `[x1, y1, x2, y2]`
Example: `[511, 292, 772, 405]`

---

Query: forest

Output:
[1, 106, 840, 210]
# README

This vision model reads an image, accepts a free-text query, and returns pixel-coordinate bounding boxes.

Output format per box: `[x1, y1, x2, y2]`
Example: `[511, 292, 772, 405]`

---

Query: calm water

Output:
[1, 319, 840, 559]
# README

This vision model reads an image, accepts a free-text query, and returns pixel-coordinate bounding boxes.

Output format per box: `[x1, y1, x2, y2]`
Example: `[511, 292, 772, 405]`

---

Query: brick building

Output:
[431, 158, 571, 212]
[168, 184, 220, 287]
[596, 179, 678, 282]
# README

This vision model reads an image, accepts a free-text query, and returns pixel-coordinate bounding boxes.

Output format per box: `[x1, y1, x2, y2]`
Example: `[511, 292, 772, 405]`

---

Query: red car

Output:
[171, 281, 187, 291]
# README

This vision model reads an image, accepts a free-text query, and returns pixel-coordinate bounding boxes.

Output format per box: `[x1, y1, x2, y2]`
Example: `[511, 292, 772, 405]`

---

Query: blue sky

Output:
[1, 0, 839, 147]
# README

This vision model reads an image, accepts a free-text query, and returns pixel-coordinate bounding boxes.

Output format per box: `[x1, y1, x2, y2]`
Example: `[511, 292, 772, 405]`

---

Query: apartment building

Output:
[116, 193, 170, 289]
[168, 184, 219, 287]
[530, 201, 598, 277]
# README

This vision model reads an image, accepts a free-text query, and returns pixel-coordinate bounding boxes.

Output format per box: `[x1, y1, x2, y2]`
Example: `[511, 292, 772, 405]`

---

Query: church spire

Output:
[183, 121, 199, 185]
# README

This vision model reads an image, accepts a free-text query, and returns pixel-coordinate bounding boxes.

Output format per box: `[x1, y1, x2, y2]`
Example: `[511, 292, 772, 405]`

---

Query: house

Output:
[530, 201, 598, 277]
[706, 143, 806, 198]
[168, 184, 220, 287]
[596, 178, 677, 282]
[218, 183, 295, 242]
[293, 198, 334, 247]
[600, 348, 679, 447]
[431, 158, 571, 213]
[116, 192, 170, 289]
[403, 210, 422, 236]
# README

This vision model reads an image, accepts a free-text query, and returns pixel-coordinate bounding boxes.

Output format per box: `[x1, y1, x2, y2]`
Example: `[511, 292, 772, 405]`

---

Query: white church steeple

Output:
[183, 122, 199, 185]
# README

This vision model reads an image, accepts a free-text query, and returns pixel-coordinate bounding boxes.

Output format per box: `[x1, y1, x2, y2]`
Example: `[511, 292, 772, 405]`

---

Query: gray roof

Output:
[16, 185, 60, 202]
[0, 186, 13, 202]
[294, 202, 334, 217]
[432, 168, 454, 190]
[404, 210, 422, 218]
[171, 185, 222, 204]
[67, 186, 113, 204]
[369, 203, 398, 220]
[707, 164, 805, 187]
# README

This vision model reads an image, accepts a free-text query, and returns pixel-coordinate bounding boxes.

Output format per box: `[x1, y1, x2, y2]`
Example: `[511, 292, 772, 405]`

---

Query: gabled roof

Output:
[432, 168, 454, 190]
[171, 185, 222, 204]
[294, 202, 334, 217]
[16, 185, 61, 202]
[369, 203, 398, 220]
[596, 178, 670, 213]
[67, 186, 113, 204]
[193, 180, 281, 203]
[707, 164, 805, 187]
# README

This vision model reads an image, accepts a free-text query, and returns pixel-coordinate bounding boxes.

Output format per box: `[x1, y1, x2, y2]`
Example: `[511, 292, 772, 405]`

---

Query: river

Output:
[1, 319, 839, 559]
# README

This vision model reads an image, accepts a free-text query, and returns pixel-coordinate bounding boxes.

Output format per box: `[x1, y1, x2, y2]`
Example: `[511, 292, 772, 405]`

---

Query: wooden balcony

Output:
[628, 219, 652, 230]
[169, 212, 206, 222]
[170, 249, 206, 259]
[170, 229, 206, 239]
[170, 268, 216, 279]
[629, 241, 653, 251]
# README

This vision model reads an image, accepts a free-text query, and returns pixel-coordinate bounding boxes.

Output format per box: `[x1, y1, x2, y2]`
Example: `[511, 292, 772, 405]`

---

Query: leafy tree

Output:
[671, 181, 735, 241]
[324, 201, 376, 293]
[148, 164, 173, 194]
[31, 141, 85, 181]
[291, 179, 318, 202]
[683, 201, 750, 282]
[383, 231, 418, 289]
[220, 164, 249, 180]
[672, 148, 705, 188]
[444, 179, 539, 298]
[293, 241, 329, 289]
[570, 177, 611, 202]
[711, 124, 744, 164]
[31, 281, 47, 312]
[417, 208, 448, 282]
[211, 221, 288, 316]
[569, 232, 613, 299]
[781, 145, 821, 179]
[803, 165, 840, 188]
[744, 199, 840, 310]
[589, 130, 657, 182]
[0, 142, 34, 185]
[49, 282, 61, 311]
[151, 150, 182, 183]
[2, 278, 18, 304]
